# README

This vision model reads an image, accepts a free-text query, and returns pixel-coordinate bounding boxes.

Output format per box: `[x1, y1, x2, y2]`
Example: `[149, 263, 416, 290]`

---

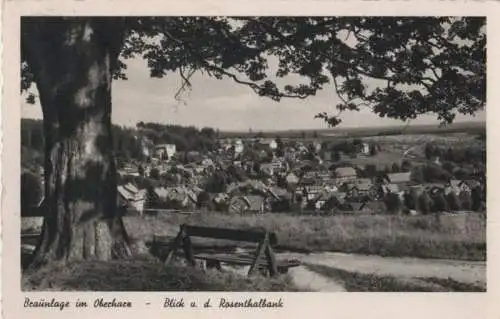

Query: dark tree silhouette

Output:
[384, 193, 403, 215]
[418, 193, 433, 215]
[403, 190, 420, 211]
[196, 191, 212, 210]
[391, 162, 401, 173]
[446, 191, 461, 211]
[149, 168, 160, 180]
[21, 17, 485, 267]
[401, 160, 412, 172]
[432, 193, 449, 212]
[459, 191, 473, 211]
[471, 187, 484, 211]
[411, 166, 425, 183]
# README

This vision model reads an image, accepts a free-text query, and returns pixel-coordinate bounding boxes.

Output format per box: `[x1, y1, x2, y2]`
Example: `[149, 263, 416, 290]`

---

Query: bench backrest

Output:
[182, 224, 278, 246]
[163, 224, 280, 276]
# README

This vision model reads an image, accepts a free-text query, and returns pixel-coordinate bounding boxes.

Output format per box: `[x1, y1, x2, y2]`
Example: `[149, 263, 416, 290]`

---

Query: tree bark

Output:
[22, 18, 131, 267]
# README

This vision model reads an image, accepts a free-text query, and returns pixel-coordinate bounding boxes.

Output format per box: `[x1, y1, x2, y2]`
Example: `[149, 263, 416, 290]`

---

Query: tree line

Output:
[21, 119, 220, 163]
[136, 122, 218, 154]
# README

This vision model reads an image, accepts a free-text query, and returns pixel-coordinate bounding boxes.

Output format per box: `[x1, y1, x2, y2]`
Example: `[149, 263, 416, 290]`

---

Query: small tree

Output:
[333, 151, 341, 162]
[459, 191, 473, 211]
[418, 193, 433, 215]
[411, 166, 425, 184]
[446, 192, 461, 211]
[404, 191, 419, 211]
[138, 164, 145, 177]
[276, 136, 285, 157]
[384, 193, 403, 215]
[471, 187, 484, 211]
[144, 186, 160, 211]
[364, 164, 378, 178]
[391, 163, 401, 173]
[432, 193, 449, 213]
[149, 168, 160, 180]
[197, 191, 212, 210]
[401, 160, 412, 172]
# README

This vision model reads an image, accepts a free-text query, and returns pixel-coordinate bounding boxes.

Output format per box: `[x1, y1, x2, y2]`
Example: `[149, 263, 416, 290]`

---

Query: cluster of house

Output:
[114, 136, 484, 216]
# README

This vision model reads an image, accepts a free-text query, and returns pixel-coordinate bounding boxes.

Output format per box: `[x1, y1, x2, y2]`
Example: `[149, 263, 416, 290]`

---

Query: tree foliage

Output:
[384, 193, 403, 215]
[446, 191, 461, 211]
[418, 192, 433, 215]
[22, 17, 485, 126]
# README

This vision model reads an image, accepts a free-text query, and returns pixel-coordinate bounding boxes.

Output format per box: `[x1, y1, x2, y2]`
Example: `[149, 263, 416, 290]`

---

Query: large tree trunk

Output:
[22, 18, 131, 267]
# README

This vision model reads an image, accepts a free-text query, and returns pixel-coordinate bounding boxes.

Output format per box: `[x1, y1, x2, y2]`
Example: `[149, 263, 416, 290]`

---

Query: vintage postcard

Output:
[2, 0, 498, 318]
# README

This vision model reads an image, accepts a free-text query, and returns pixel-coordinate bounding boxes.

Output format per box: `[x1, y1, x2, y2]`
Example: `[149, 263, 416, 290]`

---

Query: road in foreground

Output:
[277, 252, 486, 292]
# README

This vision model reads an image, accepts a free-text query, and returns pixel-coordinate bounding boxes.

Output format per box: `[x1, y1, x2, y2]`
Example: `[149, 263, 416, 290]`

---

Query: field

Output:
[123, 211, 486, 261]
[218, 121, 486, 139]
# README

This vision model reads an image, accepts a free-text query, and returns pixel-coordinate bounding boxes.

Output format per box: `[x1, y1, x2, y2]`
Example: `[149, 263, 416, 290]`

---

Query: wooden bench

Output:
[153, 224, 300, 277]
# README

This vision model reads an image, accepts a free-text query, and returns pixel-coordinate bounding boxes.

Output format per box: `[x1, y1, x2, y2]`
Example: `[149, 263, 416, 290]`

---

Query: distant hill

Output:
[218, 121, 486, 139]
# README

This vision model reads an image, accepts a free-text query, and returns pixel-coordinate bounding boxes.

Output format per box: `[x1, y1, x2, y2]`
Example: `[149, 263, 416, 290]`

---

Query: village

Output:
[113, 127, 486, 218]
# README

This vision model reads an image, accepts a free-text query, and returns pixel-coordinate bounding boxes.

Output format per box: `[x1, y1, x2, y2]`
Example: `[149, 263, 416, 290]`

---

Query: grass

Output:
[124, 211, 486, 261]
[304, 264, 485, 292]
[22, 258, 299, 291]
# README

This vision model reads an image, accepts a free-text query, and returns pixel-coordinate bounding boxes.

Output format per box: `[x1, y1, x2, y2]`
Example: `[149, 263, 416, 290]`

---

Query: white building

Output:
[154, 144, 176, 160]
[234, 139, 244, 154]
[361, 143, 370, 155]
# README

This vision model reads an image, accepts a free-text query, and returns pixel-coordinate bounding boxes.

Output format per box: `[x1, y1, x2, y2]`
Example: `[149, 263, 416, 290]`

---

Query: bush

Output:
[149, 168, 160, 179]
[384, 193, 403, 214]
[446, 192, 461, 211]
[418, 193, 432, 214]
[432, 193, 449, 212]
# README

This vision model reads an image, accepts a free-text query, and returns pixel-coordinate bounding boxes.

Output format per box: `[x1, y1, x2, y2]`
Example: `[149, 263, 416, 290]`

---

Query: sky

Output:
[22, 56, 485, 131]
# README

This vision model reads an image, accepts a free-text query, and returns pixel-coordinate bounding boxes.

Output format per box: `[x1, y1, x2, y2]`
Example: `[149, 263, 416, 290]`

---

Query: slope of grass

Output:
[304, 264, 485, 292]
[125, 212, 486, 261]
[22, 258, 299, 291]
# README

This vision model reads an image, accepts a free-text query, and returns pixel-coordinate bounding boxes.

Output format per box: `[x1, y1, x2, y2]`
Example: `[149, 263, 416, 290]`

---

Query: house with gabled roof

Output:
[380, 183, 400, 194]
[228, 194, 268, 214]
[333, 166, 357, 183]
[387, 172, 411, 184]
[342, 181, 374, 199]
[117, 183, 146, 215]
[448, 179, 478, 194]
[285, 172, 300, 186]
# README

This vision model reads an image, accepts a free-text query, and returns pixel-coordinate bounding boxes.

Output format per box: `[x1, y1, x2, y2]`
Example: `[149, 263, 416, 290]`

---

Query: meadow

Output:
[22, 211, 485, 291]
[124, 211, 486, 261]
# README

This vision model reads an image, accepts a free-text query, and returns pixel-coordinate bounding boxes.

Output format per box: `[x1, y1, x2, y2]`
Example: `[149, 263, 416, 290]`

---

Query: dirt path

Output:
[277, 252, 486, 291]
[286, 266, 346, 292]
[224, 262, 346, 292]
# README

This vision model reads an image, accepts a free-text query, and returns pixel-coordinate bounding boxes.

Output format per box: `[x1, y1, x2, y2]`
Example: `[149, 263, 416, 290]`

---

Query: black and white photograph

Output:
[18, 15, 486, 293]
